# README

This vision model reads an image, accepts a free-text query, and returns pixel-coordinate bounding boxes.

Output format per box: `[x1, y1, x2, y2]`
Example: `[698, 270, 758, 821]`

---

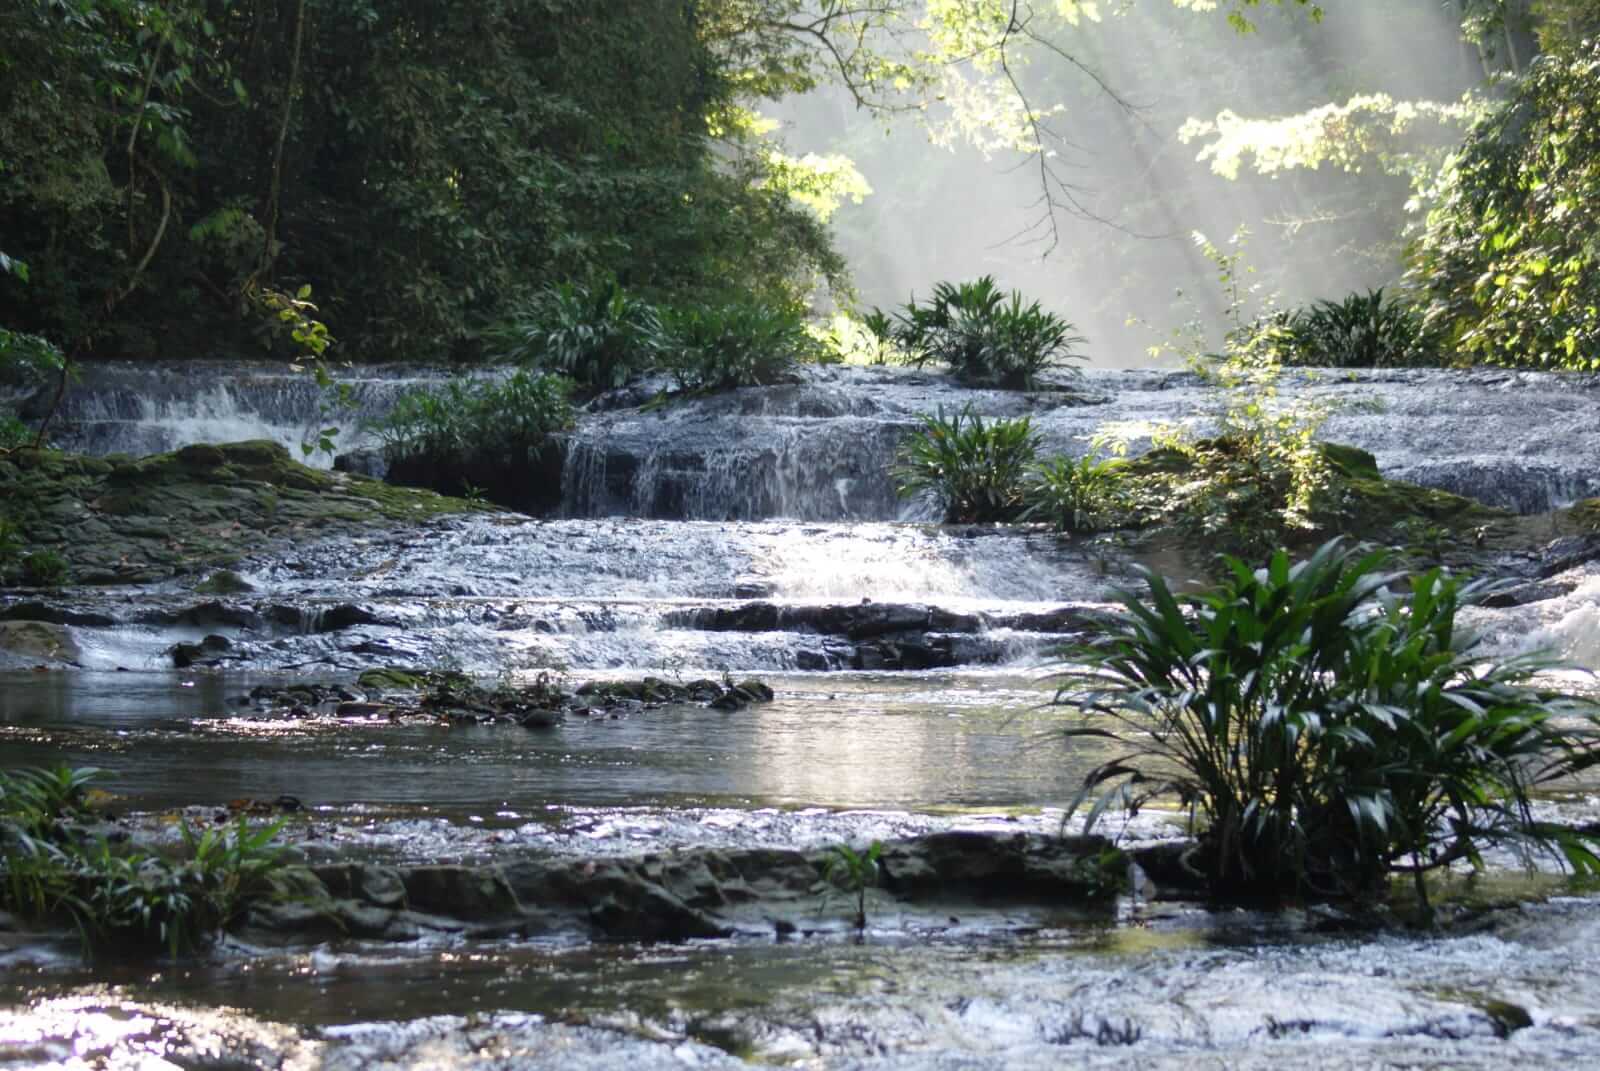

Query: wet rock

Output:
[402, 866, 524, 921]
[1128, 841, 1211, 898]
[0, 602, 117, 627]
[877, 831, 1122, 901]
[335, 701, 390, 718]
[0, 438, 483, 586]
[142, 600, 267, 631]
[1480, 579, 1577, 608]
[240, 832, 1123, 948]
[169, 635, 233, 668]
[313, 603, 384, 632]
[0, 620, 81, 665]
[1535, 533, 1600, 579]
[333, 448, 388, 479]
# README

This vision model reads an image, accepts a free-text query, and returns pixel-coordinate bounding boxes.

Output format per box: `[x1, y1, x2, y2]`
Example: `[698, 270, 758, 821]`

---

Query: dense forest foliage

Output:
[0, 0, 846, 364]
[1, 0, 1598, 371]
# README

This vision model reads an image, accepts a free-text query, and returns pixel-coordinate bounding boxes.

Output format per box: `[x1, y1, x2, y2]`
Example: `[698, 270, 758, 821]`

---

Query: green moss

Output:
[1567, 498, 1600, 532]
[356, 667, 427, 690]
[1123, 438, 1508, 566]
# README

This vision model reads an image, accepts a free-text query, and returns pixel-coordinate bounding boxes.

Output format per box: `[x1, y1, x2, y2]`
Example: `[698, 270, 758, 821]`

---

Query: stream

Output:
[6, 361, 1600, 1068]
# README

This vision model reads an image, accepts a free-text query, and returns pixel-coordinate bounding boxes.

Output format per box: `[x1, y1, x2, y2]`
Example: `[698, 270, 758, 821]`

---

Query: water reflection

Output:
[0, 671, 1094, 817]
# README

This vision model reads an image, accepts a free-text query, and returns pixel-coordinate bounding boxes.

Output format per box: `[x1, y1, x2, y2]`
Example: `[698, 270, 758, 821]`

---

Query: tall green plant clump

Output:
[892, 405, 1040, 523]
[648, 297, 820, 392]
[489, 280, 660, 396]
[1057, 540, 1600, 907]
[1271, 289, 1442, 368]
[1411, 40, 1600, 369]
[1022, 452, 1131, 534]
[873, 277, 1086, 389]
[490, 280, 818, 396]
[1, 765, 287, 959]
[375, 370, 574, 469]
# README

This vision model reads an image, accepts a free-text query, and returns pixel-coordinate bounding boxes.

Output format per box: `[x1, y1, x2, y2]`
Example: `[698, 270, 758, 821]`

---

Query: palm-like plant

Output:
[1278, 288, 1438, 368]
[1022, 453, 1130, 533]
[893, 405, 1040, 523]
[1056, 540, 1600, 907]
[646, 297, 817, 390]
[488, 278, 660, 393]
[890, 276, 1086, 389]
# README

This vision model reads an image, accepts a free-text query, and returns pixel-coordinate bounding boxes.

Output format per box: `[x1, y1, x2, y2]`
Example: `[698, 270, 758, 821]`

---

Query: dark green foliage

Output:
[893, 405, 1039, 523]
[0, 325, 65, 447]
[0, 1, 843, 362]
[18, 549, 68, 588]
[1023, 454, 1130, 533]
[1411, 42, 1600, 369]
[1, 765, 287, 960]
[885, 277, 1086, 389]
[1057, 540, 1600, 904]
[0, 418, 27, 451]
[1274, 289, 1441, 368]
[376, 371, 574, 466]
[489, 281, 660, 395]
[650, 297, 820, 391]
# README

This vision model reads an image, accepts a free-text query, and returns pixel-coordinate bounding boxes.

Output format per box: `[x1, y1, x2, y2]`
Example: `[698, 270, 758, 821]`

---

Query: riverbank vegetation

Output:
[0, 765, 287, 959]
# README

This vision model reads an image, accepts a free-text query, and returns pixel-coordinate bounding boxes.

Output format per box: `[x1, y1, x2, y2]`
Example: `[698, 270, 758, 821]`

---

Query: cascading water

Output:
[34, 360, 1600, 515]
[25, 360, 459, 467]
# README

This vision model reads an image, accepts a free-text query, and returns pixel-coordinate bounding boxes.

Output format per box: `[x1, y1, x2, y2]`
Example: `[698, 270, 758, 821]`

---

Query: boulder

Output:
[0, 620, 81, 665]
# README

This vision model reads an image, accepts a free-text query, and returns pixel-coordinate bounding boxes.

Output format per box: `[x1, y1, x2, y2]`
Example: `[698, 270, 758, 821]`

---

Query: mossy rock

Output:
[1567, 499, 1600, 533]
[1124, 437, 1507, 561]
[194, 570, 256, 595]
[2, 440, 492, 587]
[357, 667, 426, 690]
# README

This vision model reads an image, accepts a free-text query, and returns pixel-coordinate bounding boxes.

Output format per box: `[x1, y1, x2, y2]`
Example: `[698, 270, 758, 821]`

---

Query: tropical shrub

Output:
[488, 280, 659, 395]
[18, 549, 68, 588]
[1410, 42, 1600, 369]
[376, 370, 573, 467]
[1022, 453, 1130, 533]
[1273, 289, 1441, 368]
[1056, 540, 1600, 907]
[648, 297, 819, 390]
[893, 405, 1039, 523]
[881, 276, 1086, 389]
[0, 765, 288, 960]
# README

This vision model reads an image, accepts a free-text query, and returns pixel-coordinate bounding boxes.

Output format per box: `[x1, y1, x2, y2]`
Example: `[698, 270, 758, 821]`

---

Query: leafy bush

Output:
[488, 279, 659, 394]
[1272, 289, 1440, 368]
[881, 276, 1086, 389]
[893, 405, 1039, 523]
[0, 415, 31, 449]
[376, 370, 573, 466]
[1410, 42, 1600, 369]
[1139, 430, 1333, 562]
[1056, 540, 1600, 906]
[1023, 453, 1130, 533]
[18, 549, 68, 588]
[0, 765, 287, 960]
[648, 297, 819, 390]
